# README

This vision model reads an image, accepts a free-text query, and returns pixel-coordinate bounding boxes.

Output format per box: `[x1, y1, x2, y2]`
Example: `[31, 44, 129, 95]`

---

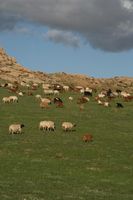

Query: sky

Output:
[0, 0, 133, 78]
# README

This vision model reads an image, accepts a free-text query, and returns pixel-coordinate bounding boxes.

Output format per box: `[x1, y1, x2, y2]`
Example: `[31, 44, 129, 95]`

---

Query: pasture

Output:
[0, 86, 133, 200]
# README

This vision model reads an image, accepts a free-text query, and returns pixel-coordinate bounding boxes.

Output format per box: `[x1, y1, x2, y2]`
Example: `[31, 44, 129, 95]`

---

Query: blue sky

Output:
[0, 0, 133, 78]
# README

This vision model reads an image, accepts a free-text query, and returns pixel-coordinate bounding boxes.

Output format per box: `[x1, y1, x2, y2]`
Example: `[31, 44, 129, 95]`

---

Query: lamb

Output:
[9, 124, 25, 134]
[39, 121, 55, 131]
[62, 122, 76, 131]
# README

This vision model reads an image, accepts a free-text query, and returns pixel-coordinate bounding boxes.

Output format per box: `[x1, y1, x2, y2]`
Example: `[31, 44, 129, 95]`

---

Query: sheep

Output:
[82, 134, 93, 142]
[77, 96, 89, 104]
[68, 96, 73, 101]
[9, 124, 25, 134]
[2, 97, 10, 103]
[84, 91, 92, 97]
[56, 101, 64, 108]
[35, 94, 42, 99]
[17, 92, 23, 96]
[44, 89, 54, 95]
[63, 85, 69, 91]
[39, 121, 55, 131]
[53, 90, 60, 95]
[53, 97, 63, 104]
[116, 102, 124, 108]
[98, 93, 105, 98]
[97, 100, 103, 105]
[40, 101, 50, 109]
[85, 87, 92, 93]
[62, 122, 76, 131]
[121, 91, 130, 97]
[104, 101, 110, 107]
[42, 84, 51, 90]
[40, 98, 51, 104]
[9, 96, 18, 103]
[80, 88, 85, 94]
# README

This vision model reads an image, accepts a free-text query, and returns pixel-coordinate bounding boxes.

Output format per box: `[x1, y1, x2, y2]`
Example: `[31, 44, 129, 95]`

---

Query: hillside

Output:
[0, 48, 133, 91]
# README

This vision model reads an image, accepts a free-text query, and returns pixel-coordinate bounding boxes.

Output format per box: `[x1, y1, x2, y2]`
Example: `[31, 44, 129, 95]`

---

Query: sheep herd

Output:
[2, 81, 131, 143]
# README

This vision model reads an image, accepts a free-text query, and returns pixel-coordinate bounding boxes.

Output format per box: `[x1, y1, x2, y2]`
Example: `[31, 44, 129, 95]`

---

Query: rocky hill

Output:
[0, 48, 133, 91]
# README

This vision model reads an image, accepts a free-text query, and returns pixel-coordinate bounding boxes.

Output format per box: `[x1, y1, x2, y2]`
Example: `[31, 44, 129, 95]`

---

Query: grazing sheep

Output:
[68, 96, 73, 101]
[53, 97, 63, 104]
[18, 92, 23, 96]
[35, 94, 42, 99]
[56, 101, 64, 108]
[77, 96, 89, 104]
[62, 122, 76, 131]
[42, 84, 51, 90]
[39, 121, 55, 131]
[84, 91, 92, 97]
[40, 101, 50, 109]
[97, 100, 103, 105]
[2, 97, 10, 103]
[44, 89, 54, 95]
[104, 101, 110, 107]
[9, 96, 18, 103]
[53, 90, 60, 95]
[63, 85, 69, 91]
[40, 97, 51, 105]
[98, 93, 105, 98]
[116, 103, 124, 108]
[9, 124, 25, 134]
[82, 134, 93, 142]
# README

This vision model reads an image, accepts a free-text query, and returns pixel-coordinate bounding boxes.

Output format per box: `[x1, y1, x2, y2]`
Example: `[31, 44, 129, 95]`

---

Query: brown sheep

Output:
[40, 101, 49, 109]
[82, 134, 93, 142]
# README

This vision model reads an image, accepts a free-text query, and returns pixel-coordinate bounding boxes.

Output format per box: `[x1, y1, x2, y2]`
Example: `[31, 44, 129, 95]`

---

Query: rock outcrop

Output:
[0, 47, 133, 91]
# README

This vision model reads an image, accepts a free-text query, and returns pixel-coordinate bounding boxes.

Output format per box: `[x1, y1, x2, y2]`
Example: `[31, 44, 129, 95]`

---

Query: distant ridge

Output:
[0, 48, 133, 91]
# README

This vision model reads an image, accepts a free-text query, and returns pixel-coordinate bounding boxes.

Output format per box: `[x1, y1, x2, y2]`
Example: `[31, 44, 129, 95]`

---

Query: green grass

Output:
[0, 87, 133, 200]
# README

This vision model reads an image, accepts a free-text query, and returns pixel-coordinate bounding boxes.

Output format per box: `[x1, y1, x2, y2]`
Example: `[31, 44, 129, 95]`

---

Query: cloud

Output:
[44, 29, 80, 47]
[1, 0, 133, 51]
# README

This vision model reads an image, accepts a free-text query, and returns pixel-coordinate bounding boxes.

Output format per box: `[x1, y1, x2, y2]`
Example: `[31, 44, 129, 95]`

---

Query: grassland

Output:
[0, 86, 133, 200]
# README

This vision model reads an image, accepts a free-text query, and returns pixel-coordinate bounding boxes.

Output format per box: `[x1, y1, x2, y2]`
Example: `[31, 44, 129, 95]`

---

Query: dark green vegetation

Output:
[0, 86, 133, 200]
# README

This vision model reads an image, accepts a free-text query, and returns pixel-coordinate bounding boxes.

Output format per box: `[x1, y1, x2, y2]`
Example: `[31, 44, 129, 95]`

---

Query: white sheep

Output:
[63, 85, 69, 91]
[40, 98, 51, 104]
[62, 122, 76, 131]
[98, 93, 105, 98]
[68, 96, 73, 101]
[9, 96, 18, 103]
[104, 101, 110, 107]
[39, 121, 55, 131]
[2, 97, 10, 103]
[18, 92, 23, 96]
[35, 94, 42, 99]
[97, 100, 103, 105]
[42, 84, 51, 90]
[44, 89, 54, 95]
[53, 90, 60, 95]
[9, 124, 25, 134]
